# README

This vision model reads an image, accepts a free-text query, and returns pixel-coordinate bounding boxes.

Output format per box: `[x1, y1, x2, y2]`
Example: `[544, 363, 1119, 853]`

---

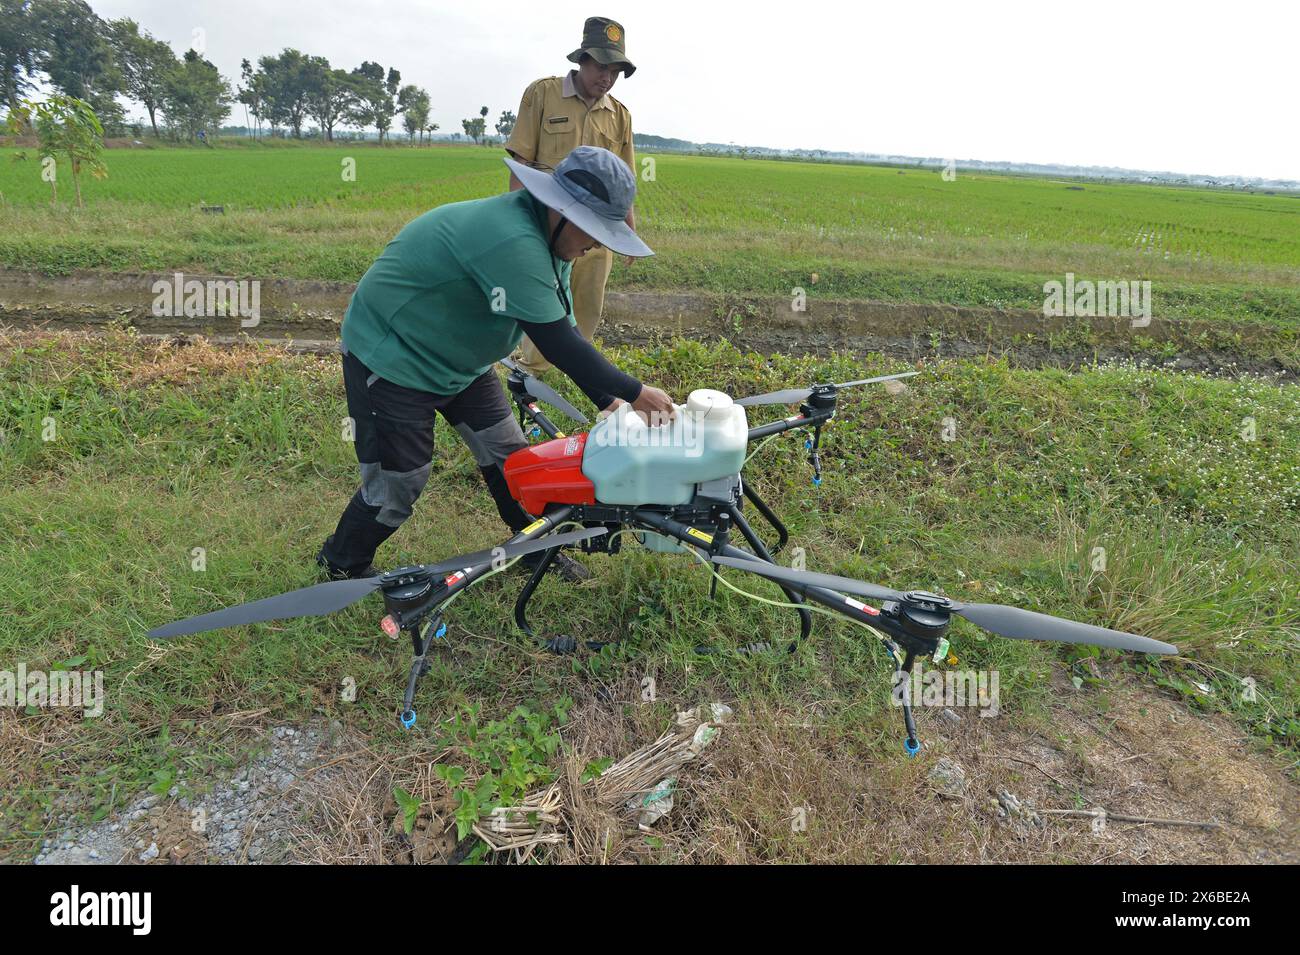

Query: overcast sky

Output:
[91, 0, 1299, 180]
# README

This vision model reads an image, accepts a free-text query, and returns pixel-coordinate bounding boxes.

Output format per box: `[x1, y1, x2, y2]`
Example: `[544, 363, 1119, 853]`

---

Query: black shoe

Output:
[521, 551, 591, 582]
[316, 536, 378, 581]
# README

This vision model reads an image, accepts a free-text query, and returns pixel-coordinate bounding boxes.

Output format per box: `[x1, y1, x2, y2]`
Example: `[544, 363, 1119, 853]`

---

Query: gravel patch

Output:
[34, 722, 347, 865]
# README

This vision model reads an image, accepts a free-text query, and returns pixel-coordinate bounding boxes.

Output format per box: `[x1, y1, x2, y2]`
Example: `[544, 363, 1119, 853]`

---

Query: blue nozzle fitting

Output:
[904, 737, 921, 757]
[434, 622, 447, 640]
[812, 476, 821, 487]
[400, 709, 417, 729]
[530, 427, 541, 438]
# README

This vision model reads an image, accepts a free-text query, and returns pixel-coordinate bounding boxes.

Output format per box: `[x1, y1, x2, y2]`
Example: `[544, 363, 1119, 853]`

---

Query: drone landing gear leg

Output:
[513, 546, 580, 654]
[514, 545, 556, 637]
[399, 614, 447, 729]
[742, 484, 789, 556]
[724, 504, 812, 651]
[896, 648, 921, 756]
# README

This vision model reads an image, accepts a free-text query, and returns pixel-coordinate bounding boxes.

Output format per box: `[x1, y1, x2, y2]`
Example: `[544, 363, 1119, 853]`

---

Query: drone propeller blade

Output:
[710, 556, 905, 602]
[709, 557, 1176, 655]
[147, 576, 384, 639]
[835, 371, 920, 389]
[734, 387, 815, 407]
[949, 603, 1176, 654]
[499, 359, 589, 425]
[148, 528, 608, 640]
[734, 371, 919, 407]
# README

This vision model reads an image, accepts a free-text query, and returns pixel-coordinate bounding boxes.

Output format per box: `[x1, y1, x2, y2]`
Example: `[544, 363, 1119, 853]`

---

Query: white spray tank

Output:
[581, 389, 749, 505]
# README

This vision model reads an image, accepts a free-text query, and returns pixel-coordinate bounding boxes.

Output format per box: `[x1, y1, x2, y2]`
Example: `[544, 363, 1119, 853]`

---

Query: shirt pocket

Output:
[539, 116, 581, 167]
[585, 114, 624, 153]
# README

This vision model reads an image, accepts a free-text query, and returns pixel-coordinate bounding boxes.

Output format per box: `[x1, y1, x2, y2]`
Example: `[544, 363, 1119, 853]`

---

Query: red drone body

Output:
[503, 432, 596, 514]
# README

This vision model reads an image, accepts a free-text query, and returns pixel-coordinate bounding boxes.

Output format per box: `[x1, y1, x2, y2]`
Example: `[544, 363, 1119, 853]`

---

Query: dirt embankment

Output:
[1, 267, 1294, 379]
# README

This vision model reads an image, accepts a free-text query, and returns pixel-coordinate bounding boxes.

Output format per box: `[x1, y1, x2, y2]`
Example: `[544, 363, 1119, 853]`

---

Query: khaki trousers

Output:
[512, 246, 614, 375]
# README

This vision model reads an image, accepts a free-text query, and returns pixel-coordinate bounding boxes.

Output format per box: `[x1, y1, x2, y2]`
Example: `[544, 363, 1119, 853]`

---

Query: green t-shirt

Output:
[341, 190, 573, 395]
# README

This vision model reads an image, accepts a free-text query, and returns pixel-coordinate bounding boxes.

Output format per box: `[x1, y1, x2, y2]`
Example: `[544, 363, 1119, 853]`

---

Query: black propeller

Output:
[734, 371, 919, 407]
[499, 358, 589, 424]
[710, 557, 1177, 655]
[148, 528, 608, 640]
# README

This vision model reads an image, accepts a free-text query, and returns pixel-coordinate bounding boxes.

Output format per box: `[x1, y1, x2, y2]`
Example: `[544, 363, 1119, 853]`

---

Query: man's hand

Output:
[630, 385, 676, 426]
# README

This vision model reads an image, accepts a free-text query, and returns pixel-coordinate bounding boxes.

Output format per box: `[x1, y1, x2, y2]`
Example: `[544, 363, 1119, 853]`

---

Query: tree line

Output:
[0, 0, 497, 144]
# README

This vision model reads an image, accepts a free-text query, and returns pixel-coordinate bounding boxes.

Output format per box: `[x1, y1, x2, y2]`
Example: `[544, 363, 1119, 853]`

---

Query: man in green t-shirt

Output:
[319, 146, 675, 582]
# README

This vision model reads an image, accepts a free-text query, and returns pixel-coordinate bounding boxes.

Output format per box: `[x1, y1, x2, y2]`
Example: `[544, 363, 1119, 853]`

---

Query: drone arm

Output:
[708, 549, 928, 649]
[425, 505, 578, 609]
[501, 361, 585, 433]
[520, 400, 564, 439]
[714, 549, 932, 754]
[632, 509, 864, 621]
[746, 406, 834, 443]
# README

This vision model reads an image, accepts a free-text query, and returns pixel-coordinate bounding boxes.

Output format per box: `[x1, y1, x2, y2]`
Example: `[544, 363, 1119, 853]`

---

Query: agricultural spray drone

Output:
[149, 360, 1176, 753]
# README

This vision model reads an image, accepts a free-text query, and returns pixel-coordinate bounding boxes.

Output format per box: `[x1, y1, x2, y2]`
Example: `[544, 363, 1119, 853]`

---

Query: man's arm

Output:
[505, 81, 544, 192]
[517, 317, 640, 411]
[619, 111, 637, 254]
[517, 318, 678, 424]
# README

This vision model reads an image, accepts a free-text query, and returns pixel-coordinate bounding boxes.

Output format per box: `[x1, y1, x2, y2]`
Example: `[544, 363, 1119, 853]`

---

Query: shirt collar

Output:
[562, 70, 613, 111]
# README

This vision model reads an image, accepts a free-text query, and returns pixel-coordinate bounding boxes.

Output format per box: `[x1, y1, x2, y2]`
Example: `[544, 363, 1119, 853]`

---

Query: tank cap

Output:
[687, 389, 733, 419]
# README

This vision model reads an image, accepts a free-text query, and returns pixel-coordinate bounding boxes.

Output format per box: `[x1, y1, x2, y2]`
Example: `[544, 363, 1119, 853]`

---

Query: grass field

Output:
[2, 140, 1297, 862]
[2, 143, 1298, 328]
[1, 328, 1296, 861]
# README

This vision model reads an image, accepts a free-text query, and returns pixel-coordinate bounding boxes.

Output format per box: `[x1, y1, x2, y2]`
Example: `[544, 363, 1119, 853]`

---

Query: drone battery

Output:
[695, 473, 742, 506]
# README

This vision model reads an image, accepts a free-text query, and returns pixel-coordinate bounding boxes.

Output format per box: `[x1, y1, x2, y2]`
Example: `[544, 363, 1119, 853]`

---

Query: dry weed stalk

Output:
[474, 704, 731, 861]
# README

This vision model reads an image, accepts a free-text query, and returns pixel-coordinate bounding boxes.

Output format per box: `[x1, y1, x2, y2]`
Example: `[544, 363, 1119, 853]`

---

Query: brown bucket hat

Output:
[567, 16, 635, 77]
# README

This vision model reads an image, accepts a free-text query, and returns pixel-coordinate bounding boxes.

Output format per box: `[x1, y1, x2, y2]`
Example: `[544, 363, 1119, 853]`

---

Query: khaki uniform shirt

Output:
[505, 71, 635, 174]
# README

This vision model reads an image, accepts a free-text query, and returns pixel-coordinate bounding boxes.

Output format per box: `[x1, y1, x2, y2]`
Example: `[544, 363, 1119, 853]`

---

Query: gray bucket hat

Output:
[505, 146, 653, 258]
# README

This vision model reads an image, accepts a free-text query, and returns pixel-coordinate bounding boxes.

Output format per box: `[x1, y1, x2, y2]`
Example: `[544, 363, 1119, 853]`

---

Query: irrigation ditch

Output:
[1, 267, 1295, 380]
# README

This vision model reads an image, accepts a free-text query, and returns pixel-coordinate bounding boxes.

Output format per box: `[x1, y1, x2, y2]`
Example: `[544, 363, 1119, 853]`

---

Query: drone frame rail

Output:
[507, 503, 815, 651]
